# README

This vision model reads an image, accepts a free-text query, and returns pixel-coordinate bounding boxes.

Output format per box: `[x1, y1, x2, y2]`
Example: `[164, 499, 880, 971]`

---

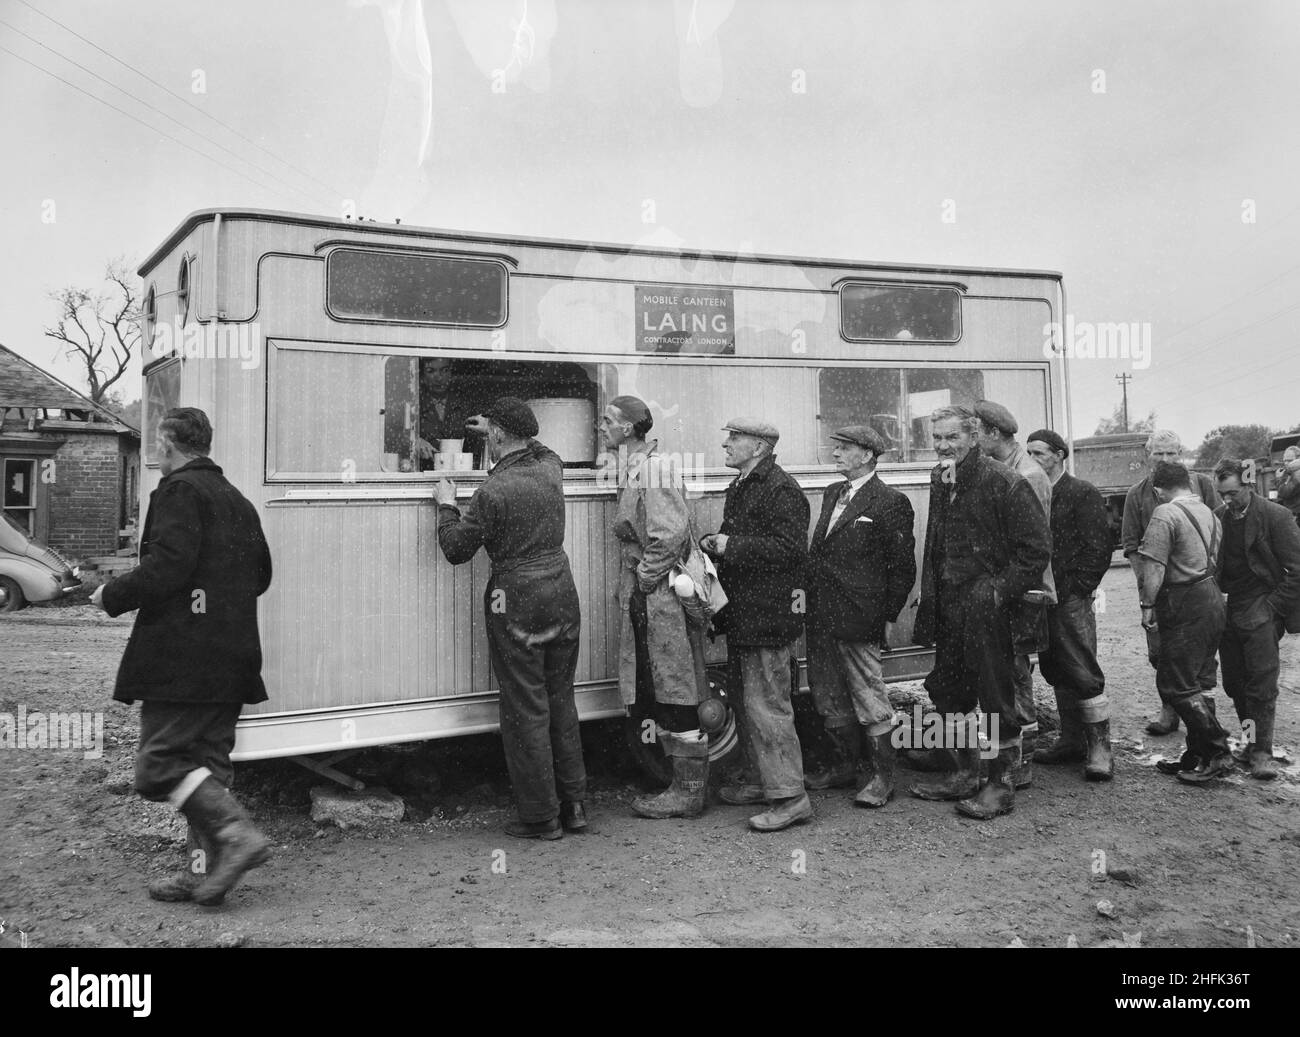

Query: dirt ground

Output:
[3, 566, 1298, 949]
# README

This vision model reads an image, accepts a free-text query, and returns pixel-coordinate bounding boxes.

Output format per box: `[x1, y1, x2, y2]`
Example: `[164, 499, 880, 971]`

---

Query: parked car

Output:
[0, 512, 81, 612]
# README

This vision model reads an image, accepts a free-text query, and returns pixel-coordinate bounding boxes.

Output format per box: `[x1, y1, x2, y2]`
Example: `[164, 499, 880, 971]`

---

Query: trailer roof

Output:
[139, 207, 1066, 282]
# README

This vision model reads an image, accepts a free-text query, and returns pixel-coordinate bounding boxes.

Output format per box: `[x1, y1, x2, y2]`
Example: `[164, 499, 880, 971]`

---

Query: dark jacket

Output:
[807, 474, 916, 643]
[1049, 472, 1112, 601]
[1214, 493, 1300, 634]
[102, 457, 272, 705]
[913, 446, 1052, 646]
[437, 441, 580, 631]
[713, 454, 810, 648]
[1122, 470, 1220, 558]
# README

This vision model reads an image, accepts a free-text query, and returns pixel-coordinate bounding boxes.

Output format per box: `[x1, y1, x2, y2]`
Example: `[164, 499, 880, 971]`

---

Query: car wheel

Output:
[0, 575, 27, 613]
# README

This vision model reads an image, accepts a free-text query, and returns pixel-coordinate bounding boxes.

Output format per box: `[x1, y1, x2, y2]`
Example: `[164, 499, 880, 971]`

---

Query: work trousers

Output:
[629, 588, 707, 732]
[924, 578, 1021, 740]
[806, 630, 892, 729]
[728, 642, 806, 799]
[135, 700, 243, 801]
[1153, 581, 1225, 706]
[1039, 594, 1106, 704]
[1219, 593, 1285, 721]
[485, 568, 587, 823]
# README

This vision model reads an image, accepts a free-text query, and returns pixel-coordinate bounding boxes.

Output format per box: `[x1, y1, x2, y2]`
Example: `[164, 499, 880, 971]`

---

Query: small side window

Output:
[841, 283, 961, 343]
[177, 258, 191, 326]
[142, 284, 158, 349]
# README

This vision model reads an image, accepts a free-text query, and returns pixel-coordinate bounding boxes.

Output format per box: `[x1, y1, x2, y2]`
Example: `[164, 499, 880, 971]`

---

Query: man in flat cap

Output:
[1121, 429, 1222, 738]
[436, 397, 588, 839]
[974, 399, 1055, 788]
[600, 395, 712, 818]
[804, 426, 916, 806]
[910, 406, 1051, 819]
[702, 418, 813, 831]
[1026, 429, 1114, 780]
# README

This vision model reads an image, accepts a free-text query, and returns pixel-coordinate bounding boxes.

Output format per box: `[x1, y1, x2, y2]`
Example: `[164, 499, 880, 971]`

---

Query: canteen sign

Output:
[635, 285, 735, 354]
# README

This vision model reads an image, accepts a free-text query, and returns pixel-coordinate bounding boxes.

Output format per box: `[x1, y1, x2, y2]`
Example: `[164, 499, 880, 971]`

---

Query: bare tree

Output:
[44, 258, 140, 405]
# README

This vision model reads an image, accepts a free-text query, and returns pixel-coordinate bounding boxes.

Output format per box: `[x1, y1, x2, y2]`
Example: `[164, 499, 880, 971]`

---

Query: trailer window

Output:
[143, 360, 182, 466]
[840, 283, 961, 343]
[816, 367, 1048, 463]
[327, 249, 507, 327]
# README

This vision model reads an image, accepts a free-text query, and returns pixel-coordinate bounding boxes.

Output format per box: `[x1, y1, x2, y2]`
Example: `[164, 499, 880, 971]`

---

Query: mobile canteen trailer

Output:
[137, 209, 1069, 783]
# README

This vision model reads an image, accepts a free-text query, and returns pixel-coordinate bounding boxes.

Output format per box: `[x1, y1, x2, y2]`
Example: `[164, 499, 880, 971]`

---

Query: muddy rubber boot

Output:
[1246, 707, 1279, 781]
[1079, 694, 1113, 782]
[955, 744, 1018, 820]
[632, 731, 709, 818]
[1156, 695, 1212, 774]
[748, 792, 813, 832]
[1145, 701, 1180, 737]
[181, 777, 271, 907]
[1173, 696, 1234, 785]
[909, 743, 980, 801]
[902, 746, 954, 772]
[1035, 691, 1085, 764]
[855, 727, 897, 808]
[805, 723, 861, 790]
[1009, 723, 1037, 790]
[148, 824, 215, 903]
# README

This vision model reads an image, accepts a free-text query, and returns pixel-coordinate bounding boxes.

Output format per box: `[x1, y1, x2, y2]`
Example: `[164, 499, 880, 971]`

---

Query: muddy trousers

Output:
[924, 580, 1021, 744]
[630, 588, 707, 733]
[1219, 594, 1285, 750]
[486, 614, 588, 824]
[1039, 595, 1106, 707]
[728, 643, 806, 799]
[1153, 581, 1225, 707]
[135, 700, 243, 802]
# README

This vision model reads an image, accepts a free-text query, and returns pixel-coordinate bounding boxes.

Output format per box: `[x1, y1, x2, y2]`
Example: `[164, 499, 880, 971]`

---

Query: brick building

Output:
[0, 344, 141, 561]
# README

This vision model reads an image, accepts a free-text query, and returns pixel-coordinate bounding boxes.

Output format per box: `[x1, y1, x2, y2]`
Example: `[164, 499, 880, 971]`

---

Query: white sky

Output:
[1, 0, 1297, 444]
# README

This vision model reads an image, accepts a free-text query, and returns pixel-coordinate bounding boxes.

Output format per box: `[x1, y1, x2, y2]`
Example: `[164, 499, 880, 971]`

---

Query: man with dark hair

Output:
[601, 395, 711, 819]
[910, 406, 1051, 820]
[436, 397, 588, 838]
[1122, 430, 1222, 736]
[1026, 429, 1114, 780]
[974, 401, 1054, 788]
[703, 418, 812, 832]
[1212, 457, 1300, 780]
[805, 425, 916, 807]
[1137, 460, 1232, 783]
[91, 407, 273, 906]
[414, 357, 483, 469]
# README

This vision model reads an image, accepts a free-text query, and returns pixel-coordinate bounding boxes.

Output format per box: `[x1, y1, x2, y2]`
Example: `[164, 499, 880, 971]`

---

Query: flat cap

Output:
[974, 400, 1018, 436]
[1026, 428, 1069, 458]
[722, 417, 779, 445]
[830, 424, 888, 455]
[484, 397, 539, 438]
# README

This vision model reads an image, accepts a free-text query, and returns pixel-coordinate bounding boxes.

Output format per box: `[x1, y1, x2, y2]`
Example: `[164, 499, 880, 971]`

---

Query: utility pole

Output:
[1115, 372, 1132, 433]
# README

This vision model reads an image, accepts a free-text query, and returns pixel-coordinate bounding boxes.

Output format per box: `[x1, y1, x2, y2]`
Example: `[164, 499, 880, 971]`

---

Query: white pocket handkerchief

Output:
[854, 516, 873, 524]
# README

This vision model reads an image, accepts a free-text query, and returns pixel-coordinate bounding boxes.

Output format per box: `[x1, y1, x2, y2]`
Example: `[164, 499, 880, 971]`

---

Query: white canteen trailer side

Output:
[137, 209, 1068, 777]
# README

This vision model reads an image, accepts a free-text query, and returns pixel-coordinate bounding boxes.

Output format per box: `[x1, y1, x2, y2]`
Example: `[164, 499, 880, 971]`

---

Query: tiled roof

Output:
[0, 343, 139, 431]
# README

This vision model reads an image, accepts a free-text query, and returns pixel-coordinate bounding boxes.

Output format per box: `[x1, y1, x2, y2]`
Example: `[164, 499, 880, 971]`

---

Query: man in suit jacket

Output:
[804, 425, 916, 807]
[1213, 457, 1300, 780]
[92, 408, 273, 907]
[1026, 430, 1115, 781]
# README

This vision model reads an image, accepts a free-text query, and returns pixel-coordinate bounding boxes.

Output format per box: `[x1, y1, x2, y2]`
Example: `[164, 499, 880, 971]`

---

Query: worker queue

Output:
[93, 402, 1300, 906]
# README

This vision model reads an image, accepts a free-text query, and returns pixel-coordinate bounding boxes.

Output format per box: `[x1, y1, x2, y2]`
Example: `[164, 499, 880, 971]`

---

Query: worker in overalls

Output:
[436, 398, 588, 839]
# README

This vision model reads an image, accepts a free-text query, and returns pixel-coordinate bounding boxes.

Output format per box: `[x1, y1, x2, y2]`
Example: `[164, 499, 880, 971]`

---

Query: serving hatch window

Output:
[327, 249, 507, 326]
[840, 283, 961, 343]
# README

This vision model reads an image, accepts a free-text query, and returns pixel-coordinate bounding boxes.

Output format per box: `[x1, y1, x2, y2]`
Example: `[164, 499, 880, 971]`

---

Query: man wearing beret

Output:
[804, 426, 916, 806]
[974, 400, 1055, 788]
[910, 406, 1051, 819]
[1026, 429, 1115, 780]
[436, 397, 588, 839]
[600, 395, 712, 819]
[702, 418, 813, 831]
[1121, 429, 1222, 738]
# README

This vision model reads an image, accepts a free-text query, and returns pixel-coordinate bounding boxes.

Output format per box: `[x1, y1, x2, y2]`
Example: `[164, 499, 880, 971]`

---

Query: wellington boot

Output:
[909, 745, 980, 801]
[1245, 708, 1279, 780]
[180, 777, 271, 907]
[1009, 725, 1036, 789]
[632, 733, 709, 819]
[1082, 720, 1114, 782]
[1145, 702, 1181, 736]
[854, 732, 897, 808]
[1171, 696, 1233, 786]
[148, 824, 215, 903]
[1035, 691, 1085, 764]
[748, 792, 813, 832]
[805, 725, 861, 790]
[955, 745, 1018, 820]
[902, 746, 954, 772]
